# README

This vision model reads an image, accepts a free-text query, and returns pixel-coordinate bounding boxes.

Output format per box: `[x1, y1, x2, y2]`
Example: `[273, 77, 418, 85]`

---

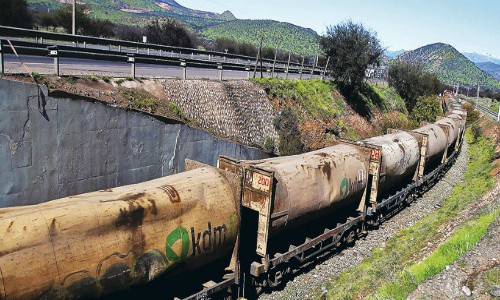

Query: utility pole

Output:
[253, 35, 263, 79]
[72, 0, 76, 35]
[285, 52, 291, 79]
[271, 41, 281, 78]
[476, 82, 480, 105]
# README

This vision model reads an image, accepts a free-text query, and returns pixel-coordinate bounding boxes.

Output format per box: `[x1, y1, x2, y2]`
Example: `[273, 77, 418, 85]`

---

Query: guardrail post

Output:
[497, 106, 500, 122]
[0, 40, 4, 75]
[118, 45, 121, 52]
[48, 46, 59, 76]
[218, 64, 223, 81]
[83, 41, 86, 48]
[246, 67, 250, 79]
[127, 54, 136, 79]
[180, 60, 186, 80]
[147, 48, 150, 55]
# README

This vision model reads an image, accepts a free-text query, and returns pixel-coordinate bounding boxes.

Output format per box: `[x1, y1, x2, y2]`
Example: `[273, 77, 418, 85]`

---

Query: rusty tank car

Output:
[412, 124, 448, 172]
[361, 131, 420, 197]
[239, 144, 372, 236]
[0, 95, 469, 300]
[0, 163, 240, 300]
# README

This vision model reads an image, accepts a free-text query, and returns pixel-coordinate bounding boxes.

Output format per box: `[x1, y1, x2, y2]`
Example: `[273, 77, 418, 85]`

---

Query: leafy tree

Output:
[55, 4, 91, 34]
[320, 20, 383, 92]
[35, 11, 58, 31]
[0, 0, 32, 28]
[146, 19, 196, 48]
[410, 95, 443, 123]
[388, 61, 443, 112]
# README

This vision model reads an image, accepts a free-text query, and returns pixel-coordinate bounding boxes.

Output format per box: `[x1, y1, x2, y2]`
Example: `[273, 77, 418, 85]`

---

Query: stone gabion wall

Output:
[162, 80, 278, 149]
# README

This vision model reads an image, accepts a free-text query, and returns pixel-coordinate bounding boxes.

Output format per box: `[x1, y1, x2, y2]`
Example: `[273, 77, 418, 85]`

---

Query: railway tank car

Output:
[0, 163, 240, 300]
[238, 144, 371, 236]
[361, 131, 420, 197]
[0, 95, 468, 300]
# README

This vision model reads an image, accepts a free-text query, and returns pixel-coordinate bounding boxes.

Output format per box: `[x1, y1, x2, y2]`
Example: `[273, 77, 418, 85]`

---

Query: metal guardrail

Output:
[0, 25, 328, 80]
[462, 98, 500, 122]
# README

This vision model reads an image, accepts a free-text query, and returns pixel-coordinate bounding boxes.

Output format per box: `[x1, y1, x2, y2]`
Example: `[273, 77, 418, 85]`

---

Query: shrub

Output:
[263, 137, 276, 154]
[132, 97, 158, 112]
[410, 95, 443, 123]
[274, 108, 306, 155]
[388, 61, 443, 112]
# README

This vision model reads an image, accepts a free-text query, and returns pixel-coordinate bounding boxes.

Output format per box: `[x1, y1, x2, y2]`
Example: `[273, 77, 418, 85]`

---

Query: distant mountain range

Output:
[395, 43, 500, 90]
[28, 0, 319, 55]
[463, 52, 500, 65]
[385, 49, 405, 58]
[474, 62, 500, 81]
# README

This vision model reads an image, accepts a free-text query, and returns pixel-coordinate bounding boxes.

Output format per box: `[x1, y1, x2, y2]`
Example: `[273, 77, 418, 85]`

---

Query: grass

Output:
[369, 84, 407, 113]
[324, 128, 497, 300]
[375, 207, 499, 299]
[252, 78, 343, 120]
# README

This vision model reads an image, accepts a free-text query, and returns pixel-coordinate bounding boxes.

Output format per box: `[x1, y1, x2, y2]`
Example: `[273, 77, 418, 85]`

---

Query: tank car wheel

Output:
[266, 266, 290, 288]
[343, 229, 356, 246]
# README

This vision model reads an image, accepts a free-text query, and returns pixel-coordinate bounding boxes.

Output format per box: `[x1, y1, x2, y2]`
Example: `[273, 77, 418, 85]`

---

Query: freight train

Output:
[0, 96, 467, 300]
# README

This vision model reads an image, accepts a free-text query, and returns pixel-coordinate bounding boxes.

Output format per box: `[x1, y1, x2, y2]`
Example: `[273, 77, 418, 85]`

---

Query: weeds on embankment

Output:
[323, 128, 497, 300]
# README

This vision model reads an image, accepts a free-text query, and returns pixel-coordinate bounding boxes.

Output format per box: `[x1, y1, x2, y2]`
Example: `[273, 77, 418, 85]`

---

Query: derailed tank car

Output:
[0, 163, 240, 300]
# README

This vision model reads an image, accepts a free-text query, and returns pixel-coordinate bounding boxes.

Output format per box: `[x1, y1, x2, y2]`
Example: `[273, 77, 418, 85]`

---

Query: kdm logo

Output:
[165, 222, 228, 263]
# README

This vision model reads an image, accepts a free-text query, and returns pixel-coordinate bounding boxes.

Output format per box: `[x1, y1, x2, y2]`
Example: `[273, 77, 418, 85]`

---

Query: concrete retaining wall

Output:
[0, 78, 268, 207]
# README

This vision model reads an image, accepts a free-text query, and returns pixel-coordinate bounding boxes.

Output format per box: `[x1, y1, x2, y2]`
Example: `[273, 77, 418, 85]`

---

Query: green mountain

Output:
[396, 43, 500, 90]
[28, 0, 235, 28]
[201, 19, 319, 56]
[27, 0, 318, 55]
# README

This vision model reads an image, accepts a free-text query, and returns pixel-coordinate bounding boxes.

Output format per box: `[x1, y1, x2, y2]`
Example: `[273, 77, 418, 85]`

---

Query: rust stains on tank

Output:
[322, 162, 332, 180]
[397, 143, 405, 154]
[114, 202, 145, 228]
[158, 185, 181, 203]
[7, 221, 14, 232]
[49, 218, 57, 236]
[118, 192, 146, 202]
[148, 199, 158, 216]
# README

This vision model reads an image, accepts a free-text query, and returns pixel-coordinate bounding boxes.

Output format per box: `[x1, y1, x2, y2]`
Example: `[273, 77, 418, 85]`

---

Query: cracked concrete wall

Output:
[0, 78, 268, 207]
[162, 80, 278, 148]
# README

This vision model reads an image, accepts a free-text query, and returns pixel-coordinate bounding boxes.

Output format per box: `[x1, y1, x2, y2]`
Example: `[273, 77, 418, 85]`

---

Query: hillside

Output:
[397, 43, 500, 90]
[201, 19, 319, 55]
[27, 0, 318, 55]
[28, 0, 234, 28]
[475, 62, 500, 81]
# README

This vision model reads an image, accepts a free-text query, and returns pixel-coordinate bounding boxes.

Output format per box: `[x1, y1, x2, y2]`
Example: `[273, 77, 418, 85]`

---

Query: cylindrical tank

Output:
[412, 124, 447, 171]
[451, 109, 467, 118]
[0, 167, 239, 299]
[244, 144, 369, 234]
[435, 117, 459, 151]
[363, 131, 420, 196]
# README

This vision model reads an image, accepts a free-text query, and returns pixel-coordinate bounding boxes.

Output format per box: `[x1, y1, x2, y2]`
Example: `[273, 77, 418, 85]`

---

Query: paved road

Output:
[4, 54, 318, 80]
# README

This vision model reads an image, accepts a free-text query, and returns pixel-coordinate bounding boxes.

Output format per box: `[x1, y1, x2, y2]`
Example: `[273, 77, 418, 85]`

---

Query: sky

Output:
[176, 0, 500, 57]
